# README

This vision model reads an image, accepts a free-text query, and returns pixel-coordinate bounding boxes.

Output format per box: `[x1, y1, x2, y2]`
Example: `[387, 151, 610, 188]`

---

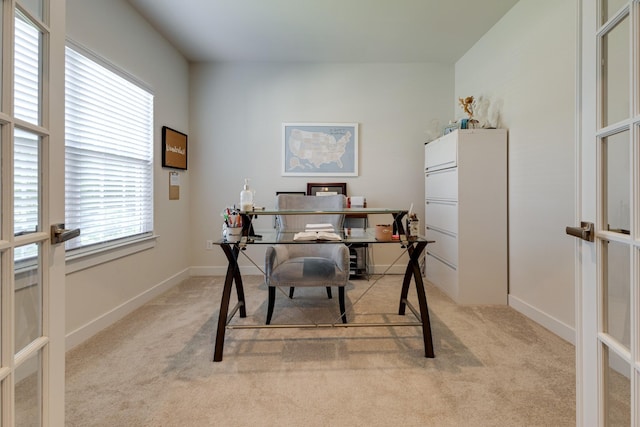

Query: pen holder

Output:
[223, 225, 243, 243]
[406, 218, 421, 238]
[375, 224, 393, 241]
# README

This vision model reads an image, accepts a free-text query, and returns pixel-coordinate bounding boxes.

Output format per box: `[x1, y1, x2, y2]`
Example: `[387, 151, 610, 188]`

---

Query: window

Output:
[64, 43, 153, 252]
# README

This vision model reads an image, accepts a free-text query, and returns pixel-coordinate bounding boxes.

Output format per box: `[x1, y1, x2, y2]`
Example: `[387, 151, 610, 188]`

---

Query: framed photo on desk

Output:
[306, 182, 347, 196]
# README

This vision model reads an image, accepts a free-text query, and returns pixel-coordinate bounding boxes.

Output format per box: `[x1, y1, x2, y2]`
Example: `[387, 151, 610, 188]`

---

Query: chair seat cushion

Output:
[270, 257, 347, 287]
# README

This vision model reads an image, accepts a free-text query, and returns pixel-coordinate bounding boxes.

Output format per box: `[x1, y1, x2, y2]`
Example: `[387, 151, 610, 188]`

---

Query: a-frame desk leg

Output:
[398, 241, 434, 358]
[213, 243, 247, 362]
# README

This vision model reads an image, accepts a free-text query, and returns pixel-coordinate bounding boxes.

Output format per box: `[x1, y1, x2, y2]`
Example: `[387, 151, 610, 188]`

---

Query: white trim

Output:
[65, 267, 190, 351]
[65, 235, 159, 274]
[574, 0, 584, 423]
[509, 294, 576, 345]
[65, 38, 153, 94]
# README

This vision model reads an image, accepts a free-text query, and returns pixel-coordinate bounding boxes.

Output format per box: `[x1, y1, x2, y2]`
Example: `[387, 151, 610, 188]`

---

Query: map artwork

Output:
[282, 123, 358, 176]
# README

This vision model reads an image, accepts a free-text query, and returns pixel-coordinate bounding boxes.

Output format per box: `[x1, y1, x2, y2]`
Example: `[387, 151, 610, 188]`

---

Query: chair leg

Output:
[339, 287, 347, 324]
[266, 286, 276, 325]
[289, 287, 295, 298]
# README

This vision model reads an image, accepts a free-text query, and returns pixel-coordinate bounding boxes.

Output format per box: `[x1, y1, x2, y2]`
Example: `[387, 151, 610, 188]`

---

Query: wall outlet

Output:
[205, 240, 214, 250]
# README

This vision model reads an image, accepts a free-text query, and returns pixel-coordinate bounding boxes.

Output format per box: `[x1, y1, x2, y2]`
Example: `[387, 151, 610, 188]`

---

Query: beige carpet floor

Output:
[66, 275, 576, 426]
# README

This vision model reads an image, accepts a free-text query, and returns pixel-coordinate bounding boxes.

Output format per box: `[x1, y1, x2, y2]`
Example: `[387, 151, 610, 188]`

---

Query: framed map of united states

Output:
[282, 123, 358, 176]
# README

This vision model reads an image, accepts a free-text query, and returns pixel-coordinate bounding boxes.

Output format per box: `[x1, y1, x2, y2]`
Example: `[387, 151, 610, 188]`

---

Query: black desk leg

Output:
[398, 242, 434, 358]
[398, 248, 414, 316]
[232, 247, 247, 318]
[392, 212, 407, 236]
[213, 243, 245, 362]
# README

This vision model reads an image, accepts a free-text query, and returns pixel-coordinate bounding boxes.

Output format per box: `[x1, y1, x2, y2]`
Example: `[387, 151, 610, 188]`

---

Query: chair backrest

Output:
[276, 194, 346, 232]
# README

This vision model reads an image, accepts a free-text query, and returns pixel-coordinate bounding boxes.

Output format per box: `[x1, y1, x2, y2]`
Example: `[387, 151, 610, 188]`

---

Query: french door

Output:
[578, 0, 637, 424]
[0, 1, 65, 426]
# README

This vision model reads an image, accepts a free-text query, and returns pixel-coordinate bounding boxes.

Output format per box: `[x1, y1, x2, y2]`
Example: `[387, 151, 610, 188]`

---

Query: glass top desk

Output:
[212, 208, 435, 362]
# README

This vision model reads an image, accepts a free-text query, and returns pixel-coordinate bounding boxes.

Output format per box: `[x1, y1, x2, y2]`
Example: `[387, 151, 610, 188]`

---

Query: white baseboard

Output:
[508, 294, 575, 345]
[65, 268, 191, 351]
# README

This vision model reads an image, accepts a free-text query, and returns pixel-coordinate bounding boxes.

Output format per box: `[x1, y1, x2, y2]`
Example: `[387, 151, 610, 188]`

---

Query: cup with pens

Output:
[222, 208, 243, 243]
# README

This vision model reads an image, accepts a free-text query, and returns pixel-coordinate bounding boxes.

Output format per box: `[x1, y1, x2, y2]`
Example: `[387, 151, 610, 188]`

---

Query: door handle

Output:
[51, 223, 81, 244]
[565, 221, 594, 242]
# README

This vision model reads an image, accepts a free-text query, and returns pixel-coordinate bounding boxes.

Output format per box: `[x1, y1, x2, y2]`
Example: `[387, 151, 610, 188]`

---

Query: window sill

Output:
[65, 234, 159, 274]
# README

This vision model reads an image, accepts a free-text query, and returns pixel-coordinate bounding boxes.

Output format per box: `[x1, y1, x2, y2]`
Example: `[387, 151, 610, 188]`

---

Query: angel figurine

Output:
[458, 96, 475, 118]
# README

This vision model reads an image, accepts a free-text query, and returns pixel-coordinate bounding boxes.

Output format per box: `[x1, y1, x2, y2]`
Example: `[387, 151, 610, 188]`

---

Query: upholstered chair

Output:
[264, 194, 349, 324]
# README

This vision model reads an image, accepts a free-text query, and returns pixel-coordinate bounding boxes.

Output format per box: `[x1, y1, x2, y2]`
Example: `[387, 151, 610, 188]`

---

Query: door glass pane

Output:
[15, 351, 42, 427]
[603, 344, 630, 425]
[19, 0, 44, 21]
[601, 0, 627, 24]
[603, 131, 629, 234]
[601, 14, 629, 127]
[14, 243, 41, 354]
[14, 11, 41, 126]
[14, 129, 39, 236]
[603, 241, 629, 348]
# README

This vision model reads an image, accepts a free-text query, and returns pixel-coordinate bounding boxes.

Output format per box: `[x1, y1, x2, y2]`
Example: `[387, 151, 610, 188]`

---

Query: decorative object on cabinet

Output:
[424, 129, 508, 304]
[458, 96, 479, 129]
[443, 122, 459, 136]
[458, 96, 475, 118]
[282, 123, 358, 177]
[306, 182, 347, 196]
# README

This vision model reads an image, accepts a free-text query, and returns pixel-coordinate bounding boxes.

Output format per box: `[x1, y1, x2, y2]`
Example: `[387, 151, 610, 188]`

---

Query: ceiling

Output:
[126, 0, 520, 63]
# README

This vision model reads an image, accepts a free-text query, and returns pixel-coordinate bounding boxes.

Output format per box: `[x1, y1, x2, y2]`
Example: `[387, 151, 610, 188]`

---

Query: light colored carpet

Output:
[66, 275, 576, 426]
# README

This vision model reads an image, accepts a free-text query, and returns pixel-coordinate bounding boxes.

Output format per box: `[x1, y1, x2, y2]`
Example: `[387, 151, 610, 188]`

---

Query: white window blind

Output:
[65, 45, 153, 251]
[14, 11, 40, 125]
[14, 14, 40, 234]
[14, 13, 41, 262]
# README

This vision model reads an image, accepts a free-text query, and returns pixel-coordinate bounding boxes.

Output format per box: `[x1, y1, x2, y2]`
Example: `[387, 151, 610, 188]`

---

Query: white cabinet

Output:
[424, 129, 507, 304]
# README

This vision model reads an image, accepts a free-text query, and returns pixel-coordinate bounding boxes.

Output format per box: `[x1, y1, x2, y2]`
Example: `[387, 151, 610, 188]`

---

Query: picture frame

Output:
[162, 126, 188, 170]
[282, 122, 358, 176]
[306, 182, 347, 196]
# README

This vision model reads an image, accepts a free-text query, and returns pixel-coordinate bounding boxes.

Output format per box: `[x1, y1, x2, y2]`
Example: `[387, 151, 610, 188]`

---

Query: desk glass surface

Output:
[245, 208, 408, 216]
[219, 229, 430, 245]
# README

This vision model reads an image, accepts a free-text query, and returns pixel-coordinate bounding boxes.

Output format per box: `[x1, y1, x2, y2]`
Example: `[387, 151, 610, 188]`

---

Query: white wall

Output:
[65, 0, 191, 348]
[188, 63, 453, 273]
[455, 0, 577, 342]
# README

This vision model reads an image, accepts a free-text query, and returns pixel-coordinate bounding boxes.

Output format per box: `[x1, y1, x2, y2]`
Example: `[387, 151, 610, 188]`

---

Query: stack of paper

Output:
[294, 223, 341, 241]
[305, 223, 334, 232]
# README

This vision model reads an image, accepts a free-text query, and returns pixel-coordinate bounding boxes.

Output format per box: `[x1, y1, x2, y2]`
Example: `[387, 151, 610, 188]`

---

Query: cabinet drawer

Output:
[425, 228, 458, 267]
[425, 132, 457, 171]
[425, 168, 458, 201]
[425, 200, 458, 233]
[425, 254, 458, 299]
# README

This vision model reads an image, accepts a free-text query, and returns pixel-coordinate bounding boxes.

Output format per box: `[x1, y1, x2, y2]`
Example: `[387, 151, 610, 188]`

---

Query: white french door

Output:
[578, 0, 637, 424]
[0, 1, 65, 426]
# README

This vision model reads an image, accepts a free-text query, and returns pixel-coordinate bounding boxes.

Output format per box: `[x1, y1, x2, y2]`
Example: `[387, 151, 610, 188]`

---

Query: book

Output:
[293, 231, 342, 241]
